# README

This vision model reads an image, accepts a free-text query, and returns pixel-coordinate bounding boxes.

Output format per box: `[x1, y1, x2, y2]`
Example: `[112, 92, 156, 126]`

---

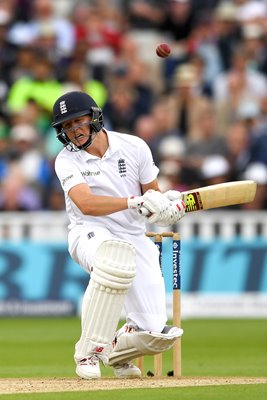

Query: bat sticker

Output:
[183, 192, 203, 212]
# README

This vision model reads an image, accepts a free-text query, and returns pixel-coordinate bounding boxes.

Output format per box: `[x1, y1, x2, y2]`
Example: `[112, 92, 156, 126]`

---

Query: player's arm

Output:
[69, 183, 129, 216]
[68, 179, 162, 216]
[141, 179, 160, 194]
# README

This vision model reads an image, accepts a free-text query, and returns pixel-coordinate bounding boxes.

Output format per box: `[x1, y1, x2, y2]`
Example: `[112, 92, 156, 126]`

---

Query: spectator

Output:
[147, 97, 183, 164]
[8, 46, 37, 84]
[103, 63, 153, 132]
[103, 81, 140, 133]
[125, 1, 167, 92]
[241, 23, 267, 77]
[213, 47, 267, 133]
[31, 20, 59, 62]
[72, 5, 123, 81]
[157, 135, 192, 189]
[161, 0, 196, 42]
[187, 15, 223, 93]
[111, 34, 155, 102]
[235, 98, 262, 134]
[225, 120, 251, 180]
[0, 8, 17, 85]
[61, 61, 108, 108]
[8, 123, 52, 190]
[134, 114, 157, 144]
[167, 62, 212, 138]
[0, 169, 41, 211]
[213, 1, 241, 71]
[234, 0, 267, 25]
[157, 159, 187, 192]
[0, 119, 9, 179]
[160, 0, 197, 83]
[8, 0, 75, 57]
[200, 154, 231, 185]
[42, 176, 65, 210]
[186, 106, 228, 164]
[12, 99, 52, 136]
[234, 99, 267, 166]
[7, 56, 62, 113]
[187, 53, 216, 98]
[242, 162, 267, 209]
[126, 0, 164, 30]
[158, 135, 186, 163]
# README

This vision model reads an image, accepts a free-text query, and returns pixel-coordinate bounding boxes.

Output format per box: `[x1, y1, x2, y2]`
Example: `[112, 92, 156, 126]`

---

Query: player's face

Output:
[62, 115, 91, 146]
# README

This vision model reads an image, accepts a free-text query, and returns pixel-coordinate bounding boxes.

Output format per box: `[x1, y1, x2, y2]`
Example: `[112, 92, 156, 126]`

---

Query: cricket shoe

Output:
[113, 362, 141, 378]
[76, 355, 101, 379]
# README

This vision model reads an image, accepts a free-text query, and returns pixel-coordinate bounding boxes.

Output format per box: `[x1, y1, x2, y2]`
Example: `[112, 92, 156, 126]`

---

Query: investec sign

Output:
[172, 239, 180, 290]
[1, 239, 267, 317]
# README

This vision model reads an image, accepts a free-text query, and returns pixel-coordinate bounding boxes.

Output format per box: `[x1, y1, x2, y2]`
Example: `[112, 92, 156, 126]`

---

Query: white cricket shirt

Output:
[55, 129, 159, 235]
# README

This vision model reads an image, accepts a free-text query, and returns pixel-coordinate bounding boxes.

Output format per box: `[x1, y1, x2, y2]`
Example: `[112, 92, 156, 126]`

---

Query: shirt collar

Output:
[79, 129, 120, 162]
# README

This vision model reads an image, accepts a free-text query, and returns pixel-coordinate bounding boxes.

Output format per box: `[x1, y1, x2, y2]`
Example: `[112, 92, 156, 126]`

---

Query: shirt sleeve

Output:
[55, 154, 86, 193]
[138, 139, 159, 184]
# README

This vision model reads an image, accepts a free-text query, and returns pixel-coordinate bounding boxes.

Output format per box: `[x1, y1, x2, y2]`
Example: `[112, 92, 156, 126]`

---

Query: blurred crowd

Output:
[0, 0, 267, 211]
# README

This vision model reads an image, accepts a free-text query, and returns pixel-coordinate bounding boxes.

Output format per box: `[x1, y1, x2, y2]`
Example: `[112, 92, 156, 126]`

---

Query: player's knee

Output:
[92, 239, 136, 292]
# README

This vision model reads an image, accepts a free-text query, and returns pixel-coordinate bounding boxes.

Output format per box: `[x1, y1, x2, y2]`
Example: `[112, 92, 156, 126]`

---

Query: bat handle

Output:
[138, 206, 150, 216]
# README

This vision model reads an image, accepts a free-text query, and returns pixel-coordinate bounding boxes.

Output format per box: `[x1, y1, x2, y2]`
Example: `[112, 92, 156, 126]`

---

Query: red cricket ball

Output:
[156, 43, 171, 58]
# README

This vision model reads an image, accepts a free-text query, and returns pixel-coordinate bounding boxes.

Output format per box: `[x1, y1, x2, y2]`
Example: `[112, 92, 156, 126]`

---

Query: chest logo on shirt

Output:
[118, 158, 126, 177]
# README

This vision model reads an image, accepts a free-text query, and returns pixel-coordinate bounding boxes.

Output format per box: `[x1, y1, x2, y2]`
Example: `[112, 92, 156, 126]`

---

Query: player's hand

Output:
[137, 190, 185, 226]
[141, 190, 170, 223]
[154, 199, 186, 226]
[163, 190, 182, 201]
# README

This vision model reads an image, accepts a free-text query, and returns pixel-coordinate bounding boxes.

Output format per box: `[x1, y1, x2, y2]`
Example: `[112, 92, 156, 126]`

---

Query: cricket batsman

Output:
[52, 91, 185, 379]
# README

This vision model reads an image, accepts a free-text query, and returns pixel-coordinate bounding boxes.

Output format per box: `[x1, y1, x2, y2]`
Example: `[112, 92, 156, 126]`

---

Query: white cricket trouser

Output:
[69, 225, 167, 333]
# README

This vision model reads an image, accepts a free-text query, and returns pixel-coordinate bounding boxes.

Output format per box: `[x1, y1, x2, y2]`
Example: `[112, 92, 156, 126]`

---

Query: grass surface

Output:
[181, 319, 267, 377]
[1, 385, 267, 400]
[2, 318, 266, 378]
[0, 318, 266, 399]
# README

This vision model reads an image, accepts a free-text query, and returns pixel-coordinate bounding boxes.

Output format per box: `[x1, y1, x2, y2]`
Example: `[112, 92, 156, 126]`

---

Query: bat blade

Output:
[182, 180, 257, 213]
[138, 180, 257, 216]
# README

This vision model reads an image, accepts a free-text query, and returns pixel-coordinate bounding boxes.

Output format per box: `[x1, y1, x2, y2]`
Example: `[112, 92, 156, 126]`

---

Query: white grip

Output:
[138, 207, 150, 216]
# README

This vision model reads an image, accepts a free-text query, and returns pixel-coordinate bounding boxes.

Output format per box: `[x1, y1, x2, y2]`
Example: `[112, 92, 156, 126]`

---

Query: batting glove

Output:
[127, 195, 144, 210]
[163, 190, 182, 201]
[153, 199, 186, 226]
[141, 190, 170, 224]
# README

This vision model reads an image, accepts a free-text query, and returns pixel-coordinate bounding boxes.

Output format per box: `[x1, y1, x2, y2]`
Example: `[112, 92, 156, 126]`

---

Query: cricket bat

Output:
[139, 180, 257, 215]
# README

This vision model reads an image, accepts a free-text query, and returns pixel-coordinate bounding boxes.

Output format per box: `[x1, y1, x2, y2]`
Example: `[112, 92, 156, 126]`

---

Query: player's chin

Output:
[73, 137, 88, 146]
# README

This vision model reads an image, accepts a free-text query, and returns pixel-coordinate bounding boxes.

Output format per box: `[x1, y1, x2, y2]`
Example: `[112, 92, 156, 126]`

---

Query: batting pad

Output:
[108, 325, 183, 366]
[74, 240, 136, 365]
